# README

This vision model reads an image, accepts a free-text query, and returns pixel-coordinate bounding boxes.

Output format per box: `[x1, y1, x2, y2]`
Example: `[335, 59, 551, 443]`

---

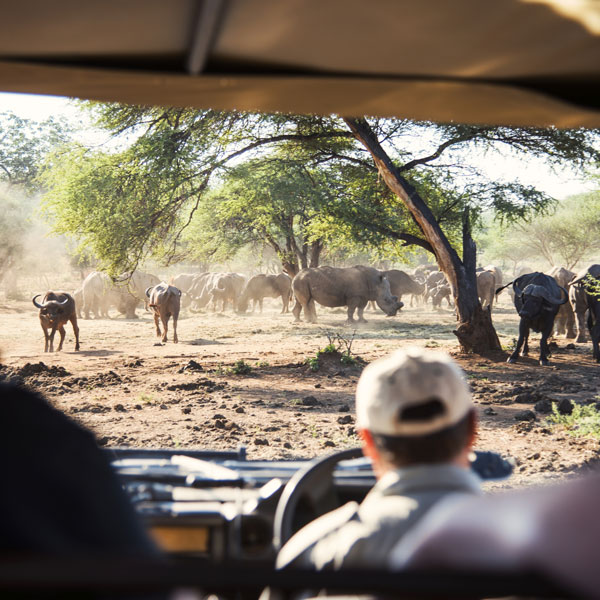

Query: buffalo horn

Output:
[145, 286, 153, 298]
[32, 294, 45, 309]
[556, 286, 569, 305]
[539, 284, 568, 305]
[57, 296, 69, 305]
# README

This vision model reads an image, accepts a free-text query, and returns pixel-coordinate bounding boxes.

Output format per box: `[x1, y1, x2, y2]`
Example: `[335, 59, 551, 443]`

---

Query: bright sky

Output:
[0, 91, 595, 200]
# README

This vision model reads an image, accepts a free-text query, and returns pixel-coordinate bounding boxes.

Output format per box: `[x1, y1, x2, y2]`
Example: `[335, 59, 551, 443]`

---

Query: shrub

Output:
[231, 359, 252, 375]
[547, 402, 600, 439]
[304, 330, 362, 371]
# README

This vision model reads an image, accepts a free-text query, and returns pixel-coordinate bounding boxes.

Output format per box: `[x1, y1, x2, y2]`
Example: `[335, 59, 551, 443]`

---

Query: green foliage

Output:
[305, 331, 361, 371]
[230, 359, 252, 375]
[582, 273, 600, 298]
[183, 153, 334, 271]
[0, 112, 72, 191]
[39, 103, 600, 275]
[547, 402, 600, 439]
[305, 356, 321, 372]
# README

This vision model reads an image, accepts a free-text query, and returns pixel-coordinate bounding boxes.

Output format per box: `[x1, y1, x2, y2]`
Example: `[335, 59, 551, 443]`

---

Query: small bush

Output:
[305, 330, 362, 371]
[547, 402, 600, 439]
[305, 356, 320, 372]
[340, 352, 358, 366]
[231, 359, 252, 375]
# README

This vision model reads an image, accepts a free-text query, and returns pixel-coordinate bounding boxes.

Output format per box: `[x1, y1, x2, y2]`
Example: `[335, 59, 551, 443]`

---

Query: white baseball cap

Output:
[356, 347, 473, 436]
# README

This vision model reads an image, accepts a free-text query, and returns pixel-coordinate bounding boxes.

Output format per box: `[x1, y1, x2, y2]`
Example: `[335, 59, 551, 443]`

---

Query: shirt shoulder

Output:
[276, 501, 360, 569]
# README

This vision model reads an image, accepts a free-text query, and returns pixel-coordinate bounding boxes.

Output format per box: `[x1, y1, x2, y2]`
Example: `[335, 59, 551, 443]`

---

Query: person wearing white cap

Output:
[276, 347, 481, 571]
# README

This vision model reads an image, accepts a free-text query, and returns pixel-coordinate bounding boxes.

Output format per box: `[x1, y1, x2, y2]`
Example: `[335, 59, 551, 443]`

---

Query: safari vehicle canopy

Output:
[0, 0, 599, 128]
[0, 0, 599, 597]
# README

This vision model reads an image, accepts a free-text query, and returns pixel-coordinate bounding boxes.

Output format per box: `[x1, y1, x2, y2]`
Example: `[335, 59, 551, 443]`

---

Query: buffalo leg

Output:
[172, 313, 178, 344]
[154, 312, 162, 338]
[588, 313, 600, 362]
[161, 314, 168, 343]
[522, 329, 530, 356]
[539, 321, 555, 365]
[42, 324, 50, 353]
[70, 315, 81, 351]
[56, 325, 66, 352]
[48, 326, 60, 352]
[508, 321, 529, 363]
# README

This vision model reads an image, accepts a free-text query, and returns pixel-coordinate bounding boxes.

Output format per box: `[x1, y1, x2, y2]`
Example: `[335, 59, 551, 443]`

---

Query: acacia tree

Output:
[41, 104, 600, 352]
[518, 193, 600, 269]
[185, 155, 335, 276]
[481, 192, 600, 272]
[0, 112, 71, 190]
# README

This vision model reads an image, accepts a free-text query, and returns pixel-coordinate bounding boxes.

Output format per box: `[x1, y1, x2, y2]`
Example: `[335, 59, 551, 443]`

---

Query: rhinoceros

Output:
[238, 273, 292, 313]
[291, 265, 403, 324]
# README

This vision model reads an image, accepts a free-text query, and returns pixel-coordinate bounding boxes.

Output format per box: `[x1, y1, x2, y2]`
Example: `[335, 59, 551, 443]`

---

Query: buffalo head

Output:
[33, 294, 69, 325]
[515, 283, 567, 319]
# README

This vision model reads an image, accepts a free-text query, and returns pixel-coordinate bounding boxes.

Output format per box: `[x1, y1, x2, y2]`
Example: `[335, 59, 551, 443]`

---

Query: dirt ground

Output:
[1, 290, 599, 491]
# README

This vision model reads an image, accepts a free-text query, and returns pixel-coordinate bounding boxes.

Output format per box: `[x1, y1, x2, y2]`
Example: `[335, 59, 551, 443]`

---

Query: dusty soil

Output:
[2, 292, 599, 491]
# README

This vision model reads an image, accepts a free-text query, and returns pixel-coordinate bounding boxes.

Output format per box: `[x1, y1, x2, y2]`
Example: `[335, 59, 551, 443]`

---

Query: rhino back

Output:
[294, 266, 381, 307]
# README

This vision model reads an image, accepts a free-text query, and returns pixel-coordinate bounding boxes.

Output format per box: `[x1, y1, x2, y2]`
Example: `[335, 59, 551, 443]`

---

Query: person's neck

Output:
[376, 449, 471, 479]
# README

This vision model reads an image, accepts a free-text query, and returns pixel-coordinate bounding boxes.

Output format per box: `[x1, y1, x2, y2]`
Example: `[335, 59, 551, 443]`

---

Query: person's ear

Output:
[467, 409, 478, 449]
[360, 428, 378, 460]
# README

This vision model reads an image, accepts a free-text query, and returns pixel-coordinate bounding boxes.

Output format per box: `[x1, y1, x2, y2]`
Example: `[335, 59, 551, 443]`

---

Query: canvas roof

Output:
[0, 0, 598, 127]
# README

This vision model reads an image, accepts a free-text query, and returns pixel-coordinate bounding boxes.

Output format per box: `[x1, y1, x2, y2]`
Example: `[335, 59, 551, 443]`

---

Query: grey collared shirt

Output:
[277, 463, 481, 571]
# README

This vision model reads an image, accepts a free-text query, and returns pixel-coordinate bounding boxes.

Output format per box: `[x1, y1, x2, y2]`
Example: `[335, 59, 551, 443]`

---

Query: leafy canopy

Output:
[39, 103, 600, 273]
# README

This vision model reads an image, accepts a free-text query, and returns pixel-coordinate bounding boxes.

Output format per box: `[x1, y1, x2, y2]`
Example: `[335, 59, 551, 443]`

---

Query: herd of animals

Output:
[30, 263, 600, 366]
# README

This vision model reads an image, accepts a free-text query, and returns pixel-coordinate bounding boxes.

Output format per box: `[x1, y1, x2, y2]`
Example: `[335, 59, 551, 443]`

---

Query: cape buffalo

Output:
[502, 272, 568, 365]
[146, 282, 181, 344]
[292, 265, 403, 324]
[571, 265, 600, 361]
[32, 291, 80, 353]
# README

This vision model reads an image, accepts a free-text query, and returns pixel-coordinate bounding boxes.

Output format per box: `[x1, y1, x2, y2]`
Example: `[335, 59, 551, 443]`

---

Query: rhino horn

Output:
[32, 294, 45, 309]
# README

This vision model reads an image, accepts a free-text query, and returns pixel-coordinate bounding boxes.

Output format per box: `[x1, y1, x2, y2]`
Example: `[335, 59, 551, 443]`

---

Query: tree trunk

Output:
[309, 240, 322, 268]
[344, 117, 501, 354]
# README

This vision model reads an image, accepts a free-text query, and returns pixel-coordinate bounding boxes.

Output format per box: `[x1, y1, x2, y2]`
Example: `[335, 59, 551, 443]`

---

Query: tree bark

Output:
[344, 117, 501, 354]
[309, 240, 322, 268]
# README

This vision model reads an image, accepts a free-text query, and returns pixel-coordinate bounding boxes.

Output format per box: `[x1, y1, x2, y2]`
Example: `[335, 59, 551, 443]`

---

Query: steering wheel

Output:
[272, 447, 363, 551]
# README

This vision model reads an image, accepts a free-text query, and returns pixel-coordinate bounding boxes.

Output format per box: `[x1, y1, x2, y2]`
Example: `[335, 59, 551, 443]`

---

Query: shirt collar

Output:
[368, 463, 482, 500]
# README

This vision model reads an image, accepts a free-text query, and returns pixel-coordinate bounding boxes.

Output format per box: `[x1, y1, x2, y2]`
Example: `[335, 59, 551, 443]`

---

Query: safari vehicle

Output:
[0, 0, 598, 597]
